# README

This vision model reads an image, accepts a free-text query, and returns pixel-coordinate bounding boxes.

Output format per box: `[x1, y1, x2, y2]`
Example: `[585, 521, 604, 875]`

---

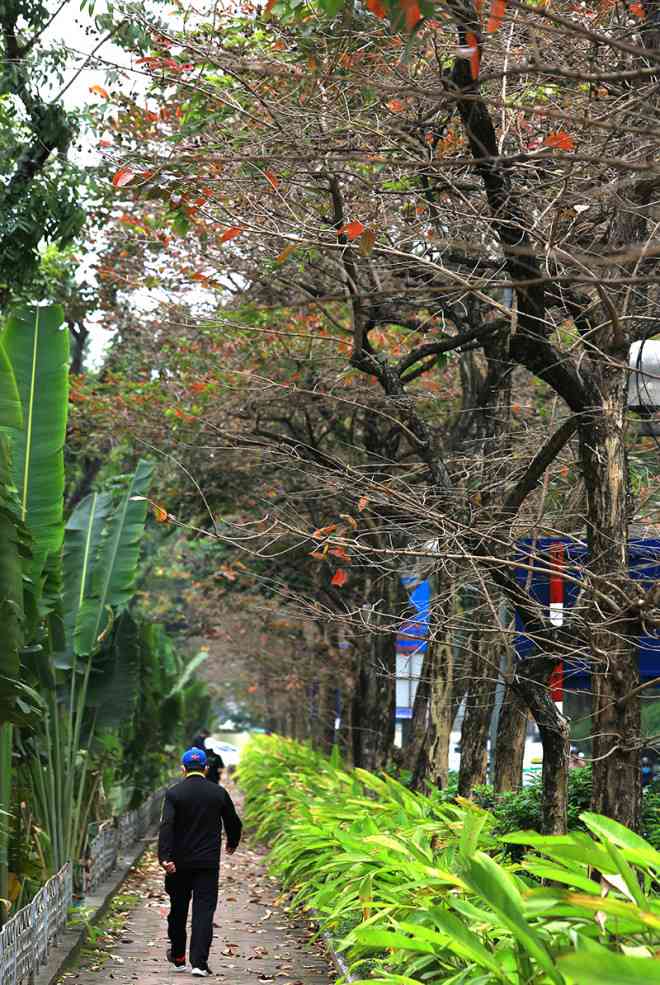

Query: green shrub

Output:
[238, 735, 660, 985]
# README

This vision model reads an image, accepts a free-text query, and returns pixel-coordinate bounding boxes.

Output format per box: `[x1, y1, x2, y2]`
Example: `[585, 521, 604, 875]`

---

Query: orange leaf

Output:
[365, 0, 386, 17]
[276, 243, 297, 263]
[400, 0, 422, 29]
[339, 220, 365, 240]
[486, 0, 506, 32]
[265, 170, 279, 190]
[329, 547, 351, 561]
[112, 166, 135, 188]
[312, 523, 337, 539]
[331, 569, 348, 587]
[629, 2, 645, 15]
[89, 84, 109, 99]
[220, 226, 242, 243]
[358, 496, 369, 511]
[264, 0, 277, 12]
[152, 504, 169, 523]
[544, 130, 575, 151]
[360, 228, 377, 256]
[465, 33, 480, 81]
[387, 98, 405, 113]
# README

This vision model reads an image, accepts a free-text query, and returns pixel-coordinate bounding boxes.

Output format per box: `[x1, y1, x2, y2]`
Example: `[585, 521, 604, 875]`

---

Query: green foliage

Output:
[238, 736, 660, 985]
[75, 460, 153, 655]
[472, 769, 660, 853]
[1, 305, 69, 599]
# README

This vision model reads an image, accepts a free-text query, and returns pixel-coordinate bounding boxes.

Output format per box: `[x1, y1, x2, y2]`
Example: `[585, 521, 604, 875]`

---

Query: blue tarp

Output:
[514, 537, 660, 681]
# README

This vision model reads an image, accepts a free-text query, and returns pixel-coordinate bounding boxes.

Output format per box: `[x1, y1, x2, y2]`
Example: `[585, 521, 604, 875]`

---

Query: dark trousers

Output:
[165, 868, 219, 968]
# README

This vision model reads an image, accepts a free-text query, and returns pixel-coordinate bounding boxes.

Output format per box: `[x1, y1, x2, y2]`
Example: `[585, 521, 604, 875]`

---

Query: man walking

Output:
[158, 747, 242, 976]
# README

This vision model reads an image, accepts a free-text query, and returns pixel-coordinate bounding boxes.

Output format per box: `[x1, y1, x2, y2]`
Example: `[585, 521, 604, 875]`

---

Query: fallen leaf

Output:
[359, 228, 376, 255]
[276, 243, 297, 263]
[544, 130, 575, 151]
[265, 170, 279, 190]
[312, 524, 337, 539]
[220, 226, 243, 242]
[331, 569, 348, 587]
[339, 220, 365, 240]
[387, 98, 405, 113]
[112, 166, 135, 188]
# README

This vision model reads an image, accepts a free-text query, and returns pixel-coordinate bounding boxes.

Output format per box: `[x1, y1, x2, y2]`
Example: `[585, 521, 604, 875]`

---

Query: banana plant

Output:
[1, 305, 69, 612]
[28, 460, 155, 870]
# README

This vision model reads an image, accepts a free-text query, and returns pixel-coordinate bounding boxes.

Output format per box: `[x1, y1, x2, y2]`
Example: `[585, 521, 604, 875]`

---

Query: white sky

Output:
[46, 2, 149, 368]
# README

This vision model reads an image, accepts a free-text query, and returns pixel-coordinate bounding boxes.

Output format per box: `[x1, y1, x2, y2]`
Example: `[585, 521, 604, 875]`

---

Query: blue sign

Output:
[514, 537, 660, 682]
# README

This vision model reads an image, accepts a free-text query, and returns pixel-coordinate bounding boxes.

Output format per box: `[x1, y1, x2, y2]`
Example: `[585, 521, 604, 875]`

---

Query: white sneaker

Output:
[191, 970, 209, 977]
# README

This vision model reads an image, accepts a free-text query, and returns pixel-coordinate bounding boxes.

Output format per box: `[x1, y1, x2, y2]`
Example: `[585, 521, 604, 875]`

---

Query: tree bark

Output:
[514, 658, 570, 833]
[494, 685, 527, 792]
[458, 614, 498, 795]
[580, 368, 642, 829]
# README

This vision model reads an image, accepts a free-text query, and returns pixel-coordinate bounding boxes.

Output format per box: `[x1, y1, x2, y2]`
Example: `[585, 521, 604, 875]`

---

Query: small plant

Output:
[238, 735, 660, 985]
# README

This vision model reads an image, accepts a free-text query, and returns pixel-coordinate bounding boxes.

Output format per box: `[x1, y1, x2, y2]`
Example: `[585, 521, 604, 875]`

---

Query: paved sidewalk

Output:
[58, 841, 335, 985]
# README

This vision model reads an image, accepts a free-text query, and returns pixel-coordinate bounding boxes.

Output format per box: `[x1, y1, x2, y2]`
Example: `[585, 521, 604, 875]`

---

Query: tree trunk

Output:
[494, 685, 527, 792]
[317, 670, 338, 755]
[406, 642, 433, 786]
[580, 368, 641, 829]
[425, 583, 455, 790]
[458, 604, 499, 796]
[514, 659, 570, 833]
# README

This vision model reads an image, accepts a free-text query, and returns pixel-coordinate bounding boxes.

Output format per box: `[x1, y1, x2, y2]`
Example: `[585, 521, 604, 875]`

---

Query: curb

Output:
[322, 932, 355, 982]
[33, 832, 156, 985]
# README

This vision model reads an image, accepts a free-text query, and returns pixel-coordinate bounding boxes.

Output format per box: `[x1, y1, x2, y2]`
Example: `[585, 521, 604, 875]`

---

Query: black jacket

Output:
[158, 775, 242, 869]
[191, 736, 224, 785]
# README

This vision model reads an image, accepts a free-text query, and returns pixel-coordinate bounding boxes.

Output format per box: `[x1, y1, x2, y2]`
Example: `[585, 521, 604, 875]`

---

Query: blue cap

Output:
[182, 747, 207, 769]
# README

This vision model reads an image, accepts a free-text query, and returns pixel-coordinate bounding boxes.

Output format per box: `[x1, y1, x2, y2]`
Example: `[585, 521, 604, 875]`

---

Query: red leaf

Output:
[544, 130, 575, 151]
[312, 524, 337, 539]
[89, 84, 109, 99]
[329, 546, 351, 561]
[112, 166, 135, 188]
[365, 0, 386, 17]
[220, 226, 242, 243]
[387, 98, 405, 113]
[264, 0, 277, 12]
[331, 569, 348, 587]
[265, 170, 279, 190]
[486, 0, 506, 32]
[339, 220, 365, 240]
[400, 0, 422, 29]
[630, 2, 645, 15]
[465, 33, 480, 81]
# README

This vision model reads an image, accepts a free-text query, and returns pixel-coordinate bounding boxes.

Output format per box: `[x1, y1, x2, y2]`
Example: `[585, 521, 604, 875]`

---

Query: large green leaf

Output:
[0, 435, 29, 724]
[1, 305, 68, 593]
[75, 460, 154, 655]
[0, 337, 22, 430]
[87, 613, 141, 727]
[165, 648, 209, 698]
[558, 948, 660, 984]
[461, 852, 563, 985]
[62, 491, 113, 654]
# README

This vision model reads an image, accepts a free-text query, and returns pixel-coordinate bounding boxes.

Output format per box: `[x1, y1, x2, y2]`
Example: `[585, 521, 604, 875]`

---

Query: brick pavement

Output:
[59, 822, 335, 985]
